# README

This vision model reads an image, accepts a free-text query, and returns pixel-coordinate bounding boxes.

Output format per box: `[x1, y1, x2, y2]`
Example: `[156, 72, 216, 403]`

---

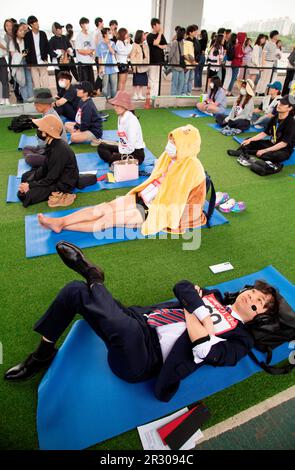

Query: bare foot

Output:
[38, 214, 63, 233]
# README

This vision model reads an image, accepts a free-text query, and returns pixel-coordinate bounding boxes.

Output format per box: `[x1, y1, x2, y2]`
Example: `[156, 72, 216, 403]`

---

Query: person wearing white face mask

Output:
[216, 79, 255, 132]
[54, 71, 80, 121]
[196, 76, 227, 115]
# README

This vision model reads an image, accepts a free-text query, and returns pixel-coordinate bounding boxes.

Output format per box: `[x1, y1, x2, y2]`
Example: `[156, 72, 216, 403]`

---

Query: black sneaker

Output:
[227, 149, 243, 157]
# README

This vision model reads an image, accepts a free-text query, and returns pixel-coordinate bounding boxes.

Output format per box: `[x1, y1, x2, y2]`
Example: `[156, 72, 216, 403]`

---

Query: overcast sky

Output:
[1, 0, 295, 31]
[203, 0, 295, 28]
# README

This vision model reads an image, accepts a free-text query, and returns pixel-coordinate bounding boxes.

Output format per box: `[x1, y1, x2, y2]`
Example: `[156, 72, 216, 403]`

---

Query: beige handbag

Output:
[113, 155, 139, 182]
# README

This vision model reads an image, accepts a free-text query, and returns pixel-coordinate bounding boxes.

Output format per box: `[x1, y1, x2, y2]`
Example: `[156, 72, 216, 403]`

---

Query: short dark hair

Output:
[225, 280, 279, 317]
[95, 17, 103, 27]
[270, 30, 279, 38]
[27, 15, 38, 26]
[134, 30, 144, 44]
[186, 24, 197, 35]
[79, 17, 89, 26]
[101, 27, 110, 37]
[177, 27, 186, 41]
[151, 17, 160, 28]
[217, 27, 225, 34]
[117, 27, 128, 42]
[225, 29, 232, 34]
[109, 19, 118, 27]
[57, 71, 72, 82]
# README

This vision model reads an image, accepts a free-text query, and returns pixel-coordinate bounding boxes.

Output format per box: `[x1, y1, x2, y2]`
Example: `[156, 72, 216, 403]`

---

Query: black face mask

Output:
[37, 129, 47, 141]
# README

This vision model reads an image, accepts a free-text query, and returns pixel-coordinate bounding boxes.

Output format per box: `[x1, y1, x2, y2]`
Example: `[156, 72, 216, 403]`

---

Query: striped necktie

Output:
[147, 308, 185, 327]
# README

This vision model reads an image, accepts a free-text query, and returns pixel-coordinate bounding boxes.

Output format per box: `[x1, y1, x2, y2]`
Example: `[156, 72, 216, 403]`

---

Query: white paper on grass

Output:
[137, 407, 203, 451]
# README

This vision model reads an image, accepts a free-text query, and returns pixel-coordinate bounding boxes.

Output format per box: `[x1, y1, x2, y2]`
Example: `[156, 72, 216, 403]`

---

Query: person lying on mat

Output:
[23, 88, 68, 169]
[96, 90, 145, 165]
[227, 94, 295, 168]
[65, 81, 103, 144]
[215, 79, 255, 132]
[196, 76, 227, 116]
[37, 124, 207, 235]
[4, 241, 279, 403]
[18, 115, 79, 208]
[53, 71, 80, 122]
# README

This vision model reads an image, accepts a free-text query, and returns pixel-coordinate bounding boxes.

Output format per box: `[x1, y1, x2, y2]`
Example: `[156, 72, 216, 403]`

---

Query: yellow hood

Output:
[129, 124, 205, 235]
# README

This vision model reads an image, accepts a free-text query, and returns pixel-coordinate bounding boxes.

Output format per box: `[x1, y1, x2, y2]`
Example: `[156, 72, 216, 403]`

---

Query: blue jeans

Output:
[171, 69, 185, 95]
[19, 66, 33, 102]
[182, 68, 194, 95]
[228, 66, 239, 93]
[102, 73, 118, 98]
[194, 54, 205, 88]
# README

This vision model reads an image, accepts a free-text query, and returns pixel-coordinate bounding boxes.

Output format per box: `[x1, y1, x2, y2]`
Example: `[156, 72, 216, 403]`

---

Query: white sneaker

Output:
[133, 94, 139, 100]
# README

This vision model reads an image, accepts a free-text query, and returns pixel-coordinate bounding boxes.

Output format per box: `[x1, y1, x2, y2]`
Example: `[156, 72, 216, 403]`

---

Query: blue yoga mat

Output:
[233, 136, 295, 167]
[17, 149, 156, 178]
[18, 130, 119, 150]
[170, 108, 230, 119]
[24, 201, 228, 258]
[6, 175, 150, 203]
[36, 265, 295, 450]
[208, 123, 258, 134]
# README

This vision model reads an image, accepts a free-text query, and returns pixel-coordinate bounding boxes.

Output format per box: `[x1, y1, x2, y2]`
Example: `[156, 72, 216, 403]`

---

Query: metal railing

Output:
[0, 60, 292, 99]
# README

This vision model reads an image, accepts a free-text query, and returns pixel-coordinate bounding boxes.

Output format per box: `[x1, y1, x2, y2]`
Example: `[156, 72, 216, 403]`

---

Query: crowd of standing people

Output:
[1, 16, 294, 106]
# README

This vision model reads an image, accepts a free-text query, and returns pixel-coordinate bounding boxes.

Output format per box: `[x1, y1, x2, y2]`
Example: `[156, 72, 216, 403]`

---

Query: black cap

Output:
[27, 15, 38, 26]
[77, 81, 93, 95]
[280, 94, 295, 109]
[53, 22, 64, 30]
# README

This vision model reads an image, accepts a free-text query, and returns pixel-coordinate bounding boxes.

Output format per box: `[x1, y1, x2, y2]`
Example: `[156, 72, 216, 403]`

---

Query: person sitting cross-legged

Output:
[18, 115, 79, 207]
[4, 242, 279, 402]
[227, 94, 295, 168]
[65, 81, 103, 144]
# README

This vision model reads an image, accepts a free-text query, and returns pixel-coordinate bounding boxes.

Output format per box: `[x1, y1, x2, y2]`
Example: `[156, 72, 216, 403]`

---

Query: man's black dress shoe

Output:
[56, 241, 105, 285]
[4, 350, 57, 382]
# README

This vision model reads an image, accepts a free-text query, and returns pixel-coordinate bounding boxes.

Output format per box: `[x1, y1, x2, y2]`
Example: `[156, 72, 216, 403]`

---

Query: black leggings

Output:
[97, 142, 145, 165]
[216, 113, 250, 131]
[242, 140, 291, 163]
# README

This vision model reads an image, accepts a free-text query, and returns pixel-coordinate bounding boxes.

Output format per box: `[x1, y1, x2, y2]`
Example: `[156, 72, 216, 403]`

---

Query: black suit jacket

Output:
[24, 30, 50, 65]
[126, 281, 254, 402]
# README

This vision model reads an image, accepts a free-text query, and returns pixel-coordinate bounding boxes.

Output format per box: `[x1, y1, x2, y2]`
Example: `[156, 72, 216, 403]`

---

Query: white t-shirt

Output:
[33, 31, 43, 64]
[75, 31, 95, 64]
[9, 38, 24, 54]
[0, 36, 7, 59]
[115, 40, 133, 64]
[117, 110, 145, 155]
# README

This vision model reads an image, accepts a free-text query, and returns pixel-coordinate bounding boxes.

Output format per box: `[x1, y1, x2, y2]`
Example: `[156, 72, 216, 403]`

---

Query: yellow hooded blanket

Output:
[128, 124, 206, 235]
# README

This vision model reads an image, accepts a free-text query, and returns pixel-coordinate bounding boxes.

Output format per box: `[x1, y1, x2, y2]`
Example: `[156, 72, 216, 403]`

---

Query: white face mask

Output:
[58, 80, 66, 89]
[165, 141, 177, 157]
[240, 88, 247, 96]
[209, 82, 214, 89]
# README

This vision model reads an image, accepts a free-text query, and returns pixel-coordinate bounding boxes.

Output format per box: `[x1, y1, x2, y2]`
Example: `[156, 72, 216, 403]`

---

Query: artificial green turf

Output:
[0, 109, 294, 450]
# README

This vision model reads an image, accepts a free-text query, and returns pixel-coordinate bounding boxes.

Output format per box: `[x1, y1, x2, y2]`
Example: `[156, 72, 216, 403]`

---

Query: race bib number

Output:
[75, 108, 82, 125]
[202, 293, 238, 335]
[118, 130, 128, 149]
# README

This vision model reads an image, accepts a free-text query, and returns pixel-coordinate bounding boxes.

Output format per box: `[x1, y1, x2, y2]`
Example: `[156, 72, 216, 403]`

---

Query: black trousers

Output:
[55, 102, 77, 121]
[18, 170, 73, 207]
[282, 69, 295, 96]
[0, 58, 9, 99]
[34, 281, 163, 383]
[241, 140, 291, 163]
[97, 142, 145, 165]
[78, 64, 95, 87]
[216, 113, 250, 131]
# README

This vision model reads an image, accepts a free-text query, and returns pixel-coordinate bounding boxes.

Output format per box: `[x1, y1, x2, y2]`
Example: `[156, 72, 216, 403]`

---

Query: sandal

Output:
[231, 201, 246, 213]
[215, 192, 230, 207]
[219, 198, 236, 213]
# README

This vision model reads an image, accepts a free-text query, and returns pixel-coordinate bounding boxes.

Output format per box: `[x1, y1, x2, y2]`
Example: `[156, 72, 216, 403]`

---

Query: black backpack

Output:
[8, 115, 37, 133]
[250, 159, 283, 176]
[204, 171, 216, 228]
[246, 292, 295, 375]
